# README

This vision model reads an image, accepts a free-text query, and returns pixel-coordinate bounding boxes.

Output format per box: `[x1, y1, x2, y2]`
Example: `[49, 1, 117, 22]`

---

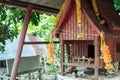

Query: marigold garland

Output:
[91, 0, 99, 16]
[100, 32, 113, 70]
[48, 43, 54, 58]
[48, 1, 66, 64]
[47, 59, 54, 64]
[75, 0, 82, 27]
[91, 0, 105, 25]
[47, 34, 54, 64]
[77, 32, 84, 38]
[53, 1, 65, 28]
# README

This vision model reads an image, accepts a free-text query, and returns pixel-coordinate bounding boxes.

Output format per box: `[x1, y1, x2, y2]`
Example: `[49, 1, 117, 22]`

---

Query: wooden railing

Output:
[72, 57, 95, 65]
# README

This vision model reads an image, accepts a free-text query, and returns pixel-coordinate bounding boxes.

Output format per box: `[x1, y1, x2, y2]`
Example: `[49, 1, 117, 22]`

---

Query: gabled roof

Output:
[0, 34, 47, 60]
[54, 0, 114, 36]
[82, 0, 112, 35]
[97, 0, 120, 30]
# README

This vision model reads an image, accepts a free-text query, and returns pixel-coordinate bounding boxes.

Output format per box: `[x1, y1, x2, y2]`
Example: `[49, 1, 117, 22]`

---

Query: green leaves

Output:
[30, 12, 40, 26]
[0, 6, 25, 52]
[0, 6, 55, 52]
[31, 14, 55, 41]
[113, 0, 120, 10]
[113, 0, 120, 15]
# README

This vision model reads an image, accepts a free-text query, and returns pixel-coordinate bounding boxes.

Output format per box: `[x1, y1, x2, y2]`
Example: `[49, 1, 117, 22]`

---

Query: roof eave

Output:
[0, 0, 59, 14]
[54, 0, 72, 37]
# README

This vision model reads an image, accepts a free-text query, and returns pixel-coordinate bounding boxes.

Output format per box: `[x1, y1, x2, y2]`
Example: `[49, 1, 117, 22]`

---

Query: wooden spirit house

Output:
[53, 0, 120, 80]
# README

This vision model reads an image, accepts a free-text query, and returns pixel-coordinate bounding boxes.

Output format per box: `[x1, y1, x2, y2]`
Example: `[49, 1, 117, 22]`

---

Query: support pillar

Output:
[10, 5, 33, 80]
[61, 42, 64, 75]
[94, 36, 99, 80]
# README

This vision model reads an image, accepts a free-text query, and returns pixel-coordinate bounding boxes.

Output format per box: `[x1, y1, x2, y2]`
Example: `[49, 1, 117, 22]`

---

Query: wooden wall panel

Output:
[63, 40, 94, 59]
[116, 37, 120, 61]
[60, 4, 98, 41]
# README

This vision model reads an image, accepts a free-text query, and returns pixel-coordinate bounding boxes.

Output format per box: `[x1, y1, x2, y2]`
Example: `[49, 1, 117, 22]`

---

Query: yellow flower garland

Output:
[91, 0, 99, 16]
[47, 59, 54, 64]
[53, 2, 65, 28]
[77, 32, 84, 38]
[48, 1, 66, 64]
[91, 0, 105, 25]
[75, 0, 82, 27]
[100, 32, 113, 70]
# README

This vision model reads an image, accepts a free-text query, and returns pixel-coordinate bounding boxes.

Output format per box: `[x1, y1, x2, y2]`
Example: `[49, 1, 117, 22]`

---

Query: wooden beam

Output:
[82, 9, 100, 34]
[96, 0, 120, 31]
[24, 41, 59, 44]
[10, 5, 33, 80]
[0, 0, 59, 14]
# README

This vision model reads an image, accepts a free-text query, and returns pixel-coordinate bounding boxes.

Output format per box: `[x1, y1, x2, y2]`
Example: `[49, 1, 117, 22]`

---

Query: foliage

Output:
[46, 63, 60, 73]
[0, 6, 40, 52]
[0, 5, 59, 73]
[0, 6, 19, 52]
[31, 14, 55, 41]
[113, 0, 120, 15]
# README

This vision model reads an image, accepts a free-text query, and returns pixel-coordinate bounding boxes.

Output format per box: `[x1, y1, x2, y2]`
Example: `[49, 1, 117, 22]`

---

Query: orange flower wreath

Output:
[47, 34, 54, 64]
[100, 32, 113, 70]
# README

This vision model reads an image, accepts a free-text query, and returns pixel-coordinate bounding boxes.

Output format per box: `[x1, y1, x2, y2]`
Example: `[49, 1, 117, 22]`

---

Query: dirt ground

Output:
[1, 68, 120, 80]
[57, 70, 120, 80]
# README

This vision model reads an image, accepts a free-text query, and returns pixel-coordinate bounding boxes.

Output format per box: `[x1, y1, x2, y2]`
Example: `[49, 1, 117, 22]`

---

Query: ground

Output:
[57, 70, 120, 80]
[0, 70, 120, 80]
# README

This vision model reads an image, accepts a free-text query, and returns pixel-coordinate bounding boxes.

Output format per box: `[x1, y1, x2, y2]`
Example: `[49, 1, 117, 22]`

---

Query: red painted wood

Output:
[94, 36, 99, 80]
[10, 5, 33, 80]
[59, 1, 100, 40]
[66, 44, 71, 61]
[56, 0, 72, 30]
[56, 1, 120, 78]
[97, 0, 120, 31]
[24, 41, 59, 44]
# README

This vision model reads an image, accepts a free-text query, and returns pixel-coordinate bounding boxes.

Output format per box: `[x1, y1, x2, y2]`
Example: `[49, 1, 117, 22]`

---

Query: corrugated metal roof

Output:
[20, 0, 64, 9]
[0, 0, 64, 14]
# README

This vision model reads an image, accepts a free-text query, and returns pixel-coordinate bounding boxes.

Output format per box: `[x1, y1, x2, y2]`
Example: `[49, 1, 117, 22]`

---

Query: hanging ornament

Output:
[75, 0, 82, 27]
[77, 32, 85, 38]
[91, 0, 105, 25]
[47, 58, 54, 64]
[104, 63, 113, 70]
[53, 1, 66, 28]
[48, 43, 54, 58]
[47, 34, 55, 64]
[100, 32, 113, 70]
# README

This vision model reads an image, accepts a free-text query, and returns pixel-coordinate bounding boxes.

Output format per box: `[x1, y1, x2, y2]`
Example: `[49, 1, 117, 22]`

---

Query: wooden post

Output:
[94, 36, 99, 80]
[61, 42, 65, 75]
[10, 5, 33, 80]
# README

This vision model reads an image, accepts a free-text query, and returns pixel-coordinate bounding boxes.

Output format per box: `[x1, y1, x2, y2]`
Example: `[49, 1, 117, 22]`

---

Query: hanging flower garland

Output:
[100, 32, 113, 70]
[47, 34, 54, 64]
[91, 0, 105, 25]
[47, 1, 66, 64]
[77, 32, 84, 38]
[75, 0, 85, 39]
[53, 2, 66, 28]
[75, 0, 82, 27]
[48, 42, 54, 58]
